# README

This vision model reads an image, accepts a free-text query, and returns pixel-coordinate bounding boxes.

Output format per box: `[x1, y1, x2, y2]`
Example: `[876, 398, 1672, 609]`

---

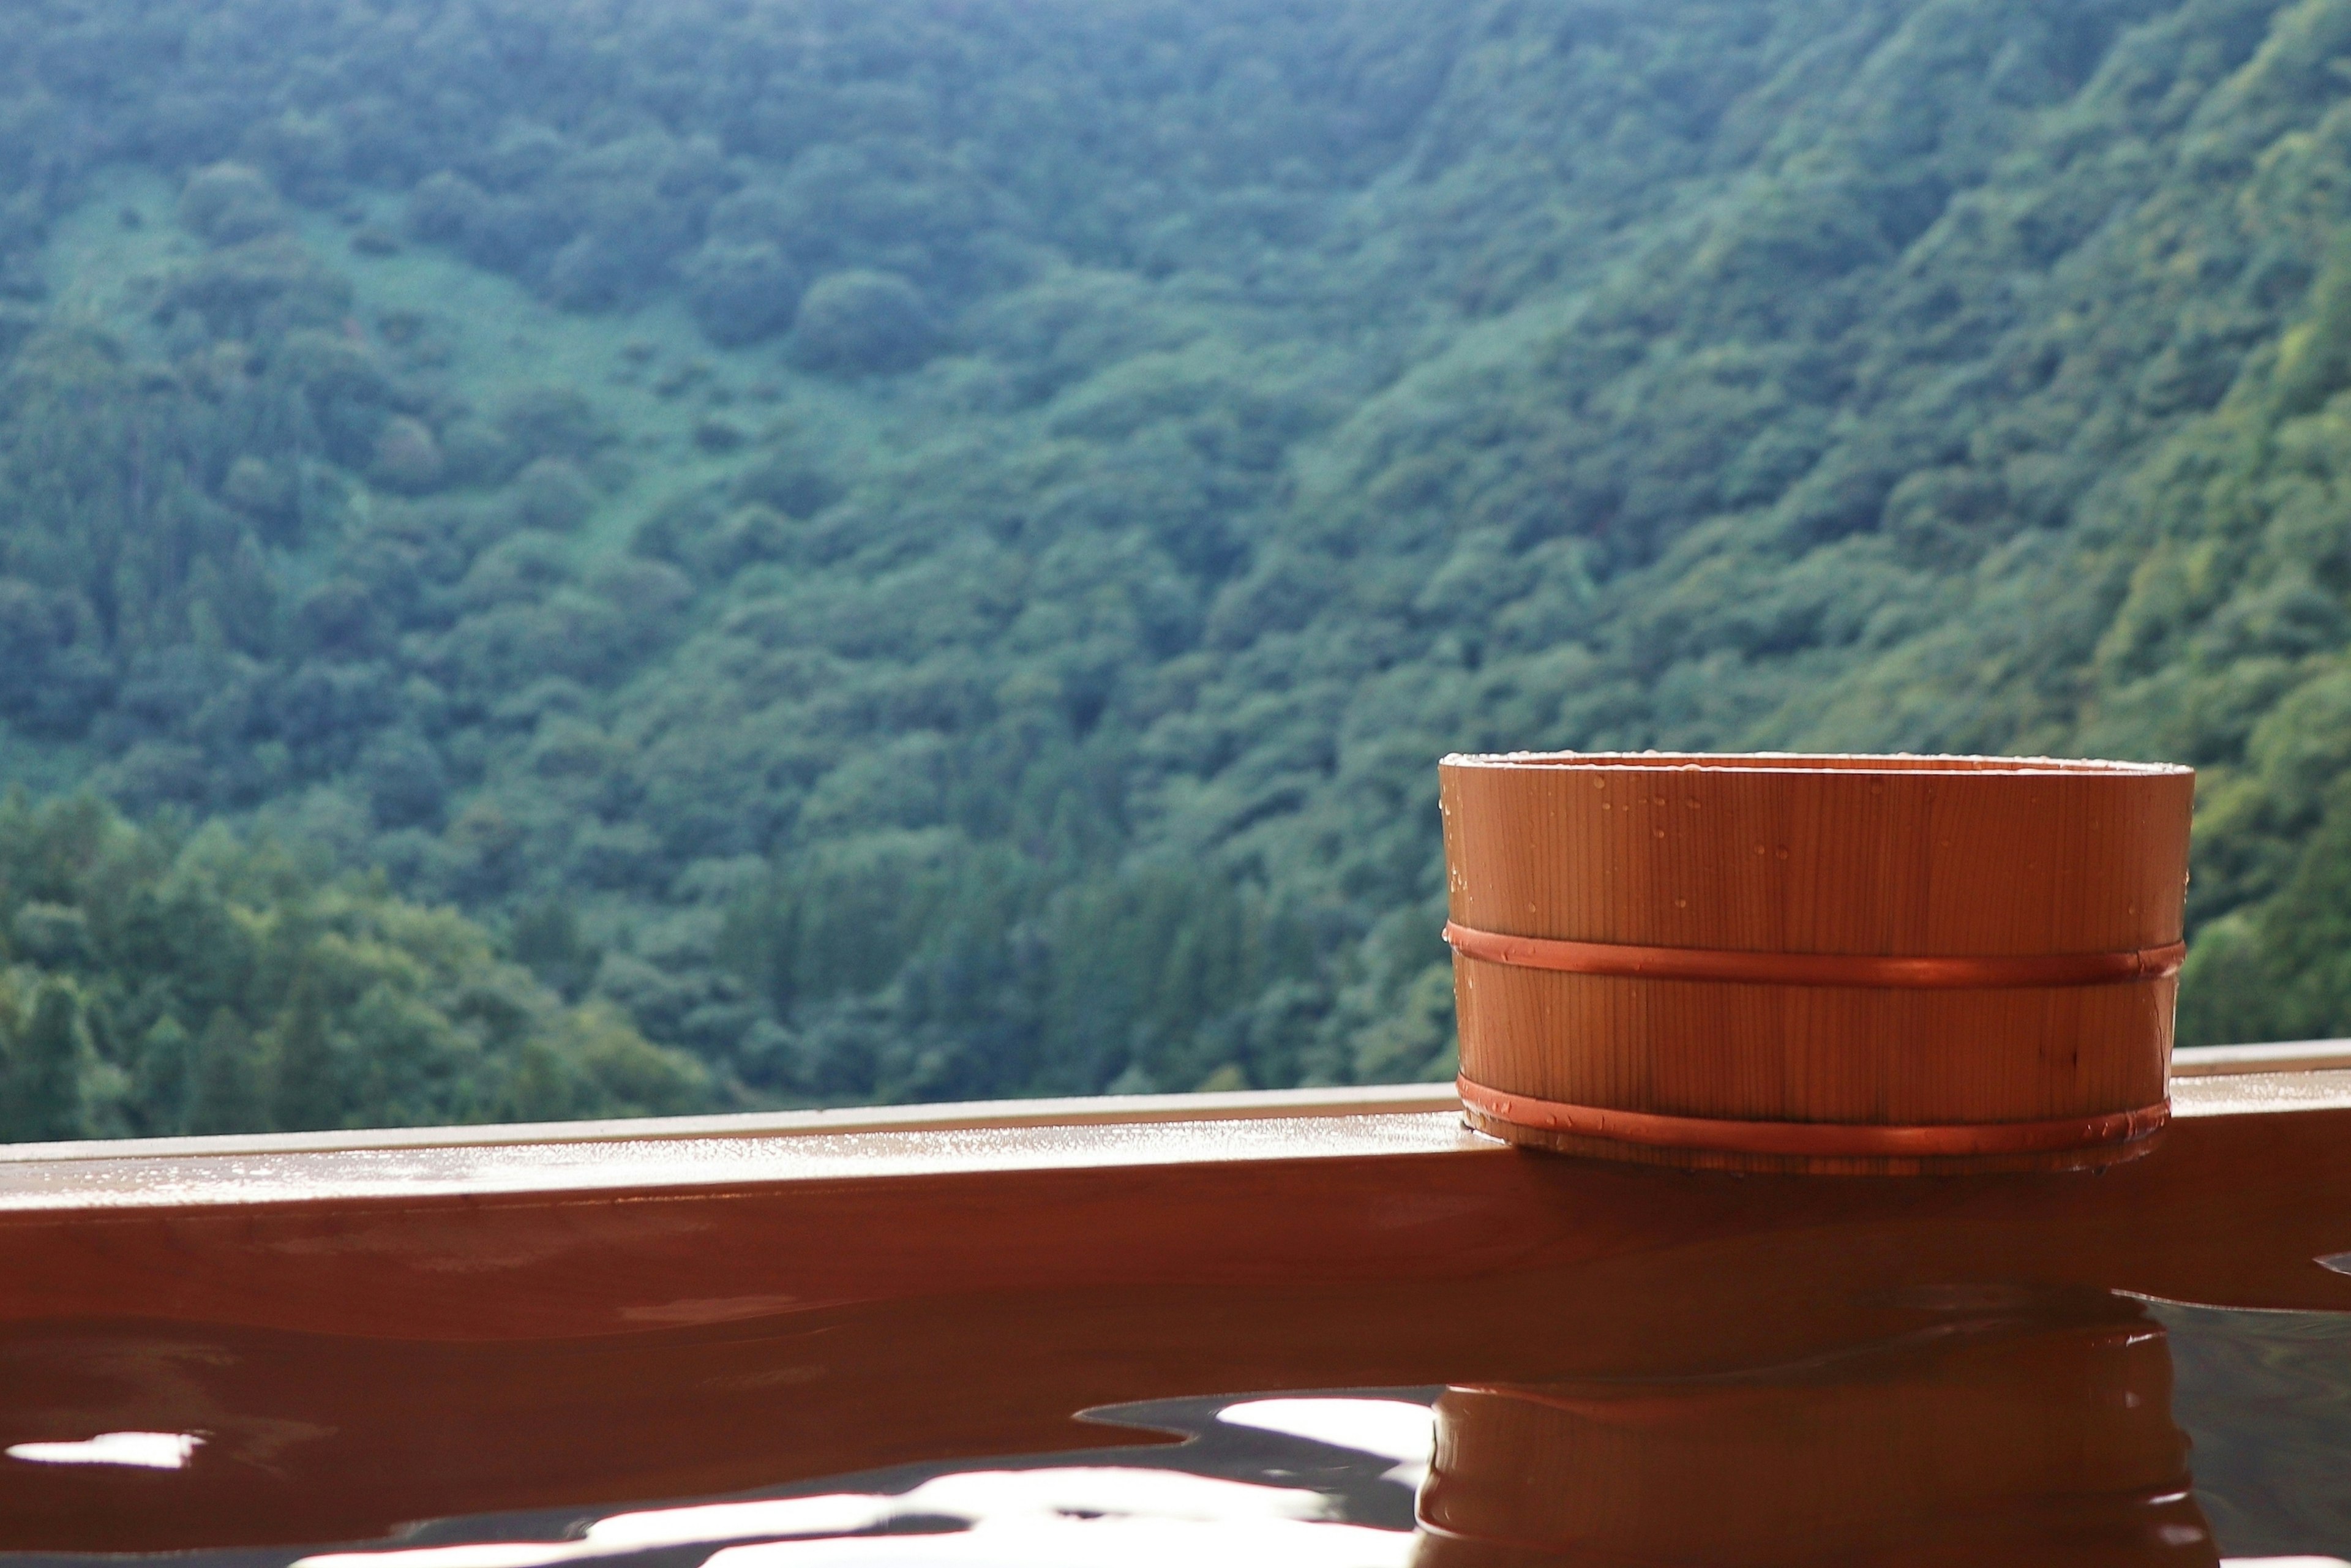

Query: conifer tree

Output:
[7, 979, 92, 1142]
[132, 1015, 195, 1137]
[189, 1008, 269, 1136]
[268, 969, 340, 1132]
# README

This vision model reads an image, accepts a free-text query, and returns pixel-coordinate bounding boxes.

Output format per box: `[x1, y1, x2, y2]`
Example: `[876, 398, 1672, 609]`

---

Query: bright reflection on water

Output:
[1217, 1398, 1436, 1490]
[4, 1432, 201, 1470]
[2160, 1302, 2351, 1558]
[280, 1394, 1429, 1568]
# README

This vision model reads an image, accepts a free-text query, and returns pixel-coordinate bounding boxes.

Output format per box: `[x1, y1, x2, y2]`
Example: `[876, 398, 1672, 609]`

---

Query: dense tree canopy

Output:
[0, 793, 713, 1138]
[3, 0, 2351, 1135]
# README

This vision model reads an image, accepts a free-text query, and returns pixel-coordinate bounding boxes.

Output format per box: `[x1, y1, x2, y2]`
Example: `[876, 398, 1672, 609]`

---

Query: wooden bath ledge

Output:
[0, 1037, 2345, 1345]
[0, 1039, 2318, 1211]
[0, 1038, 2338, 1207]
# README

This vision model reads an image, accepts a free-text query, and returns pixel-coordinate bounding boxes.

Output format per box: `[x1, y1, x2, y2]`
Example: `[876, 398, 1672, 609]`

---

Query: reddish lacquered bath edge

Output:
[0, 1041, 2328, 1172]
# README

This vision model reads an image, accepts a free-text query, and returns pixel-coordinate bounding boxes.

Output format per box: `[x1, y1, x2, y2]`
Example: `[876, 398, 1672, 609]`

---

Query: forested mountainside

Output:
[3, 0, 2351, 1135]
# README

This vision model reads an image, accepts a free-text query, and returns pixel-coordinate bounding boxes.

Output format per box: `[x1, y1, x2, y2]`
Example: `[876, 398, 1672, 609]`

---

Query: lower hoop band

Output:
[1442, 921, 2184, 990]
[1456, 1075, 2169, 1157]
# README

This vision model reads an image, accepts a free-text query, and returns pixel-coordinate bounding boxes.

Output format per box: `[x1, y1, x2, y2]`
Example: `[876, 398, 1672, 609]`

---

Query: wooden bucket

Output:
[1440, 753, 2194, 1174]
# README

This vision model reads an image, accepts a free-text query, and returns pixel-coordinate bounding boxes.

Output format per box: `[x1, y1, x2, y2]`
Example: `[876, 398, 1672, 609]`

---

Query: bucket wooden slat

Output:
[1439, 752, 2195, 1174]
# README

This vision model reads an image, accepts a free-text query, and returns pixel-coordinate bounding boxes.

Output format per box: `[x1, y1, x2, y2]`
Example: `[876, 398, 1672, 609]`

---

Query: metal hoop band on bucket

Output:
[1453, 1075, 2170, 1158]
[1442, 921, 2186, 990]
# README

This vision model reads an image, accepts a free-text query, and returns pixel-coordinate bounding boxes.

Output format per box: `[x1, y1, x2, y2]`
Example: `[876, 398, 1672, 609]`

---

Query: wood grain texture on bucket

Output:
[1439, 753, 2195, 1174]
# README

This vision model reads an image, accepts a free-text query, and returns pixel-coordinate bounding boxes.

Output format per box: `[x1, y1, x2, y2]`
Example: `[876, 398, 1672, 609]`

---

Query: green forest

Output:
[3, 0, 2351, 1136]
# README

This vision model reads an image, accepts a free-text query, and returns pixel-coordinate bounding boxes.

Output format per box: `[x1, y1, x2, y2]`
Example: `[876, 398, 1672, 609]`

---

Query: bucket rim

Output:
[1439, 750, 2192, 779]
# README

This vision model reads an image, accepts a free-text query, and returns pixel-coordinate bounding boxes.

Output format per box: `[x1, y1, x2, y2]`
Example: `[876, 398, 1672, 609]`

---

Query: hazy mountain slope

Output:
[1218, 0, 2351, 1062]
[0, 0, 2347, 1130]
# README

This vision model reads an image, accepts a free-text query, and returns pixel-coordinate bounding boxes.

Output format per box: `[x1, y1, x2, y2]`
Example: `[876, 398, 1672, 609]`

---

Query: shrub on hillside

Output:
[790, 270, 941, 375]
[372, 415, 445, 493]
[176, 162, 290, 247]
[509, 457, 599, 533]
[684, 239, 803, 347]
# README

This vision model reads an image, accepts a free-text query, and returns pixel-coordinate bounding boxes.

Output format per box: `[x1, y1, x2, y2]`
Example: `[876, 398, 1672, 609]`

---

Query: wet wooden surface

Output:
[1, 1074, 2347, 1553]
[0, 1075, 2341, 1334]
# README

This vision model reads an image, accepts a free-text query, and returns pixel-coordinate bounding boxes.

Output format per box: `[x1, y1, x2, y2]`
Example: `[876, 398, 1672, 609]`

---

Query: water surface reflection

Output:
[7, 1291, 2351, 1566]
